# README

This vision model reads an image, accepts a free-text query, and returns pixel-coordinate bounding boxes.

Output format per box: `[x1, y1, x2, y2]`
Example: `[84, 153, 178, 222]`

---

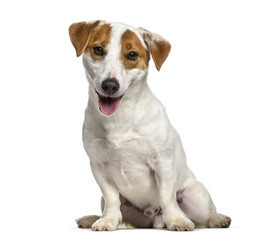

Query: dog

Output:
[69, 20, 231, 231]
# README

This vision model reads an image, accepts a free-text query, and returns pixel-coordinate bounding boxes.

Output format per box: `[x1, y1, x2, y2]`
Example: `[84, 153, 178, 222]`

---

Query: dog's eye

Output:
[93, 46, 104, 56]
[127, 51, 138, 61]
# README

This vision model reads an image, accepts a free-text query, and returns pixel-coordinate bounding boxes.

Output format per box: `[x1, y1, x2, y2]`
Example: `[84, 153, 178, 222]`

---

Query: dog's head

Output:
[69, 21, 171, 116]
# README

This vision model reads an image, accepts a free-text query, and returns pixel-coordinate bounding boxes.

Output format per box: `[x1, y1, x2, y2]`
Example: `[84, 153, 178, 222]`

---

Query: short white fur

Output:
[73, 21, 231, 231]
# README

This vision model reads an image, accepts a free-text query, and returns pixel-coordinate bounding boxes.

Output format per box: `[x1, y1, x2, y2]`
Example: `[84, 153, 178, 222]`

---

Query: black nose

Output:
[101, 78, 119, 95]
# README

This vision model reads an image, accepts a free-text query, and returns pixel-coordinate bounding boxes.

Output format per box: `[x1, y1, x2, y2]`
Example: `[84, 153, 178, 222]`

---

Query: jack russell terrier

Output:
[69, 20, 231, 231]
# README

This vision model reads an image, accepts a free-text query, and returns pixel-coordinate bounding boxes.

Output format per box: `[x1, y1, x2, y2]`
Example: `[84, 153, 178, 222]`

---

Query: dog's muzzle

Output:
[96, 78, 123, 116]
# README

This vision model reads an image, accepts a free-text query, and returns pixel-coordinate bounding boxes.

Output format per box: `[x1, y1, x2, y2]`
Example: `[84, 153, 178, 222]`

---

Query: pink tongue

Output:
[99, 97, 120, 115]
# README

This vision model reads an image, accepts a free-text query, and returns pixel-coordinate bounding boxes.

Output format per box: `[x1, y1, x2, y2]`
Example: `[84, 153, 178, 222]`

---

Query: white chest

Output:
[86, 136, 160, 208]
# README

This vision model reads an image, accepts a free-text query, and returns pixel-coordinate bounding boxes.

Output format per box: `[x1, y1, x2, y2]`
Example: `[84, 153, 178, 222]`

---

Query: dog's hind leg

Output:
[76, 214, 137, 229]
[76, 215, 100, 228]
[177, 180, 231, 228]
[76, 197, 137, 229]
[75, 197, 103, 228]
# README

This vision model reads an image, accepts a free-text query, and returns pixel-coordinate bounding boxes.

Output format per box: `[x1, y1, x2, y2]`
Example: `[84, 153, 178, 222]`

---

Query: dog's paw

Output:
[166, 216, 195, 231]
[92, 217, 119, 231]
[207, 214, 231, 228]
[76, 215, 100, 228]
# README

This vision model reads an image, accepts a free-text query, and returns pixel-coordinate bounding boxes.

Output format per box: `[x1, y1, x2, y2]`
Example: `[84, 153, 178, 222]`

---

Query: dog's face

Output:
[69, 21, 171, 116]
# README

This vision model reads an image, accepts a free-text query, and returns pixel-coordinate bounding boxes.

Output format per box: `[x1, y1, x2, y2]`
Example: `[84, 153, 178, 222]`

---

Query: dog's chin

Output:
[95, 90, 124, 116]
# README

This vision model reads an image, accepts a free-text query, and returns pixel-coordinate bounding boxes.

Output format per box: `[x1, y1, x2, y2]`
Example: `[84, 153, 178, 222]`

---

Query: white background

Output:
[0, 0, 258, 239]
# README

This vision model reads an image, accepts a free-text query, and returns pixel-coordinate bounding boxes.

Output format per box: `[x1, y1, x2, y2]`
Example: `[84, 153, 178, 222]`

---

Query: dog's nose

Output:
[102, 78, 119, 95]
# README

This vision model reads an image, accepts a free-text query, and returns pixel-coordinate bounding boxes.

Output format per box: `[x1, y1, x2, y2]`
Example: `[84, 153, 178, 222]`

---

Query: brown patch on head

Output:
[69, 21, 111, 59]
[85, 23, 111, 61]
[120, 30, 150, 70]
[69, 21, 100, 57]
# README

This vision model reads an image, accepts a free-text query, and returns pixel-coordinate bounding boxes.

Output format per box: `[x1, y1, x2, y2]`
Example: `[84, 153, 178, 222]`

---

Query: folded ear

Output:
[140, 28, 171, 71]
[69, 20, 101, 57]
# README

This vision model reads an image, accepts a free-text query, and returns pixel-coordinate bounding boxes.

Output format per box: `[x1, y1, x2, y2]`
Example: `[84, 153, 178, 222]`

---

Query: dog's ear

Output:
[139, 28, 171, 71]
[69, 21, 101, 57]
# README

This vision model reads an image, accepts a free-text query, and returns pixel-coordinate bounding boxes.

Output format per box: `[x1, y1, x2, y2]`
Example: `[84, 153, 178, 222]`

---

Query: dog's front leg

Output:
[90, 163, 122, 231]
[154, 158, 195, 231]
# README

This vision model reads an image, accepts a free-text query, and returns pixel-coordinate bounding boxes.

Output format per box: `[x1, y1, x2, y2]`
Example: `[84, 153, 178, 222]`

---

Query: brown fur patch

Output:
[140, 29, 171, 71]
[149, 38, 171, 71]
[120, 30, 150, 70]
[85, 23, 112, 61]
[69, 21, 100, 57]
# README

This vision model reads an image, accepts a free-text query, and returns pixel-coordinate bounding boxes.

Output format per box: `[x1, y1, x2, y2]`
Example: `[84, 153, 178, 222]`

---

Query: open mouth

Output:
[96, 91, 123, 115]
